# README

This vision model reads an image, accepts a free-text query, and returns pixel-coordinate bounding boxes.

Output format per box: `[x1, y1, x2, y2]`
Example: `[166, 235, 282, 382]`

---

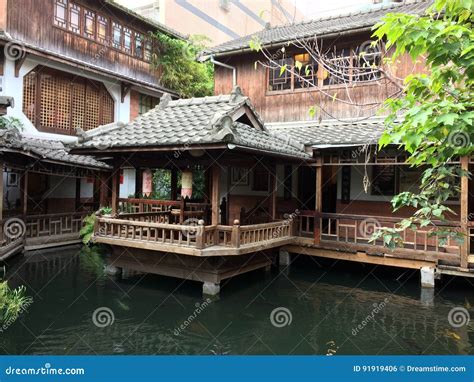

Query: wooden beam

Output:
[460, 156, 469, 268]
[211, 165, 220, 225]
[135, 167, 143, 197]
[121, 83, 131, 103]
[14, 54, 27, 78]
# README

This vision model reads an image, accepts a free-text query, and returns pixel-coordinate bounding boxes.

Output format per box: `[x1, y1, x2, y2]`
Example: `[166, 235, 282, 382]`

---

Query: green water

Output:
[1, 246, 473, 355]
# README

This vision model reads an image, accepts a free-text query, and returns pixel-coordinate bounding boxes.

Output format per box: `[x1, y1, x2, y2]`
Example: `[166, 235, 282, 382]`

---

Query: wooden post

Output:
[135, 167, 142, 197]
[314, 158, 322, 245]
[99, 172, 108, 207]
[22, 170, 29, 216]
[171, 169, 178, 200]
[75, 177, 81, 211]
[195, 219, 205, 249]
[211, 165, 220, 225]
[231, 219, 241, 248]
[179, 196, 186, 224]
[460, 156, 469, 268]
[111, 167, 120, 216]
[0, 160, 3, 222]
[269, 165, 277, 221]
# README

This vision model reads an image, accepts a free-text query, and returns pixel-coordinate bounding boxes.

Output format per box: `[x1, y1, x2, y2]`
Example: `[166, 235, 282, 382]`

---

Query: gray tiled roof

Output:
[205, 1, 430, 56]
[0, 128, 110, 169]
[75, 87, 310, 159]
[267, 118, 387, 147]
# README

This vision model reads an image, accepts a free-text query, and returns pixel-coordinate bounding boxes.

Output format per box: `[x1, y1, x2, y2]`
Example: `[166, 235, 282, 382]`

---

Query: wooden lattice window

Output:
[134, 32, 144, 59]
[22, 67, 114, 135]
[268, 58, 292, 91]
[294, 53, 317, 89]
[123, 27, 132, 54]
[139, 94, 159, 115]
[54, 0, 68, 28]
[112, 21, 122, 50]
[69, 3, 81, 34]
[97, 15, 109, 44]
[22, 71, 36, 123]
[84, 9, 96, 39]
[144, 38, 153, 62]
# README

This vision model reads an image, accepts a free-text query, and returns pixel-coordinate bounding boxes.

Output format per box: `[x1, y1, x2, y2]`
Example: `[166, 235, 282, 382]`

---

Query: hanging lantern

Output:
[142, 169, 153, 197]
[181, 170, 193, 198]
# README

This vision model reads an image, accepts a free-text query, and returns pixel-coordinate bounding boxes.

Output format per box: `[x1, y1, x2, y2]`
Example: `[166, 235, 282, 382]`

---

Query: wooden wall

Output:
[6, 0, 161, 85]
[214, 40, 426, 122]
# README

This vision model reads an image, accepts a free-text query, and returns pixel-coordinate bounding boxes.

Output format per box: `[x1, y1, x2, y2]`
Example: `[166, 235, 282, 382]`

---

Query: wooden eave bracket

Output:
[14, 53, 28, 78]
[121, 82, 132, 103]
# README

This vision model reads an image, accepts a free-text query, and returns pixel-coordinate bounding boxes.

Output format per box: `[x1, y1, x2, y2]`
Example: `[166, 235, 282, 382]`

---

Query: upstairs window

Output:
[144, 38, 153, 62]
[84, 9, 96, 39]
[268, 58, 293, 91]
[22, 67, 114, 135]
[294, 53, 318, 89]
[54, 0, 68, 28]
[69, 3, 81, 34]
[97, 15, 109, 44]
[112, 22, 122, 49]
[322, 48, 351, 86]
[123, 27, 132, 54]
[134, 32, 144, 59]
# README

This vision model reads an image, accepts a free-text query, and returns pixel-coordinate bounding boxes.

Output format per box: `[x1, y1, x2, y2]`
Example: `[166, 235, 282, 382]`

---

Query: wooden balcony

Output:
[93, 213, 295, 256]
[293, 211, 470, 269]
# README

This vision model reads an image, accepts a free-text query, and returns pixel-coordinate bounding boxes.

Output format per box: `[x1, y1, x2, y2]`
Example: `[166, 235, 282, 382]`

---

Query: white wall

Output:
[120, 168, 136, 198]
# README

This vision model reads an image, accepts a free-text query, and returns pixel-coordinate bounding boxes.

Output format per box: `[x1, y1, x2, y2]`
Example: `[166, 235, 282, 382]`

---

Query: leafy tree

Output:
[152, 33, 214, 98]
[371, 0, 474, 247]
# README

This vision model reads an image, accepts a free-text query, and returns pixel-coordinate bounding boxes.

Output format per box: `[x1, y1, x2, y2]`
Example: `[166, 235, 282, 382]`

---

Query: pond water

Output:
[1, 245, 473, 355]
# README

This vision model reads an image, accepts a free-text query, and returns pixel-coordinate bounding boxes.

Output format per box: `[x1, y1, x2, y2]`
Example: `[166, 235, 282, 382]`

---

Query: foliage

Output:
[152, 167, 207, 200]
[371, 0, 474, 248]
[0, 281, 32, 328]
[0, 116, 23, 131]
[152, 33, 214, 98]
[80, 213, 96, 245]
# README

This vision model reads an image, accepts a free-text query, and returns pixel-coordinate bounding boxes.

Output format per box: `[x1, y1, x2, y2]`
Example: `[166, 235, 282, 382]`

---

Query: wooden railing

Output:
[0, 216, 25, 258]
[119, 211, 171, 224]
[94, 218, 294, 251]
[118, 198, 210, 223]
[25, 212, 88, 242]
[297, 211, 462, 262]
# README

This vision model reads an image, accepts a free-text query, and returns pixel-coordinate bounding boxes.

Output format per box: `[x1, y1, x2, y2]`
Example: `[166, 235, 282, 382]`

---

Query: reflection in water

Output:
[1, 246, 473, 355]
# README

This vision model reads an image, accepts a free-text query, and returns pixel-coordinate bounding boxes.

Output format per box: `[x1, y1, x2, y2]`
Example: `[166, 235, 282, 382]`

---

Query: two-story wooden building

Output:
[0, 0, 184, 258]
[67, 0, 473, 296]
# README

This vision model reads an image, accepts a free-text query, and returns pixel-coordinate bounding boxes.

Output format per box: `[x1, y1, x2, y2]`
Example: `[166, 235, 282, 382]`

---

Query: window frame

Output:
[53, 0, 68, 29]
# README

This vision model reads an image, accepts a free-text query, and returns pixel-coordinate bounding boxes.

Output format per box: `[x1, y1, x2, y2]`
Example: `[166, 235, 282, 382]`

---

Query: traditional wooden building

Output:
[66, 0, 473, 296]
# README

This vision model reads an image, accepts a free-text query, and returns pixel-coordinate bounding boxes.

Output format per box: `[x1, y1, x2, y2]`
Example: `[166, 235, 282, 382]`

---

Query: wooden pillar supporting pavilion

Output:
[99, 173, 109, 207]
[75, 177, 81, 211]
[21, 169, 28, 216]
[211, 165, 220, 225]
[111, 166, 120, 216]
[460, 156, 469, 269]
[0, 160, 3, 221]
[171, 168, 178, 201]
[269, 165, 277, 220]
[314, 157, 322, 245]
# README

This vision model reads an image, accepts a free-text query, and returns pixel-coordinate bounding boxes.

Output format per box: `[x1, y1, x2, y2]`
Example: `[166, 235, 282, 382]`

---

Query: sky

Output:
[118, 0, 374, 19]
